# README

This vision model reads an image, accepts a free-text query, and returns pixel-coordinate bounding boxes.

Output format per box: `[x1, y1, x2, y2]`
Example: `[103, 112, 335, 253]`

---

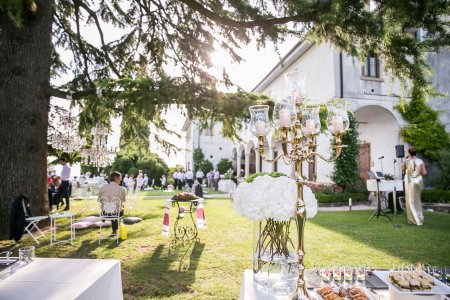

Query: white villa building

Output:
[182, 120, 232, 171]
[184, 41, 450, 183]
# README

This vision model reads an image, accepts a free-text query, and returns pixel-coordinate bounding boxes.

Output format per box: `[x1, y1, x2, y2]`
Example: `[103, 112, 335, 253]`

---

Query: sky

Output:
[147, 38, 299, 167]
[50, 19, 298, 168]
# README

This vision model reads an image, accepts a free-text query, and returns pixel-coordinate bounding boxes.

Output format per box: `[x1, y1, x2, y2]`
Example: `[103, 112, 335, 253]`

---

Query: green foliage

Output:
[199, 159, 214, 174]
[397, 84, 450, 161]
[2, 0, 448, 155]
[217, 159, 232, 174]
[193, 148, 205, 173]
[108, 148, 168, 185]
[192, 148, 214, 173]
[434, 150, 450, 190]
[421, 190, 450, 203]
[0, 0, 35, 27]
[245, 172, 287, 183]
[331, 112, 365, 192]
[315, 193, 369, 203]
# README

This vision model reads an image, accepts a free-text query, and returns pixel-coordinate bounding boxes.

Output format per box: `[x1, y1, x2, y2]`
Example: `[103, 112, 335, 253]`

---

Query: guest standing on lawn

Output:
[98, 171, 126, 236]
[186, 169, 194, 188]
[54, 157, 71, 210]
[214, 169, 220, 191]
[196, 169, 204, 185]
[160, 174, 167, 190]
[402, 147, 426, 226]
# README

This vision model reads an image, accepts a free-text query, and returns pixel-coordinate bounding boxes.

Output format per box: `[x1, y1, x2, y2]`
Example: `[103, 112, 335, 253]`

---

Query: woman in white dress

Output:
[127, 174, 136, 194]
[402, 147, 427, 226]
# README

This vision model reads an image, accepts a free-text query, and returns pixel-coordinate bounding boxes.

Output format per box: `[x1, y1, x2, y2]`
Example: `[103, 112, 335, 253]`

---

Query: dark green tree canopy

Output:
[2, 0, 449, 149]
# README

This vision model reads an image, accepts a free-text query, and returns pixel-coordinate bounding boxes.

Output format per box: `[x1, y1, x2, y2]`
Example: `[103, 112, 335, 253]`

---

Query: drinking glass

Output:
[320, 267, 331, 282]
[19, 246, 35, 264]
[344, 266, 353, 282]
[356, 266, 366, 282]
[332, 266, 343, 282]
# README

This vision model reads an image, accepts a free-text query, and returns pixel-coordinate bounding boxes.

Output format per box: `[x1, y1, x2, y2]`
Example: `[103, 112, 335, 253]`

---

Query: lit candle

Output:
[305, 119, 315, 134]
[255, 120, 266, 136]
[279, 109, 291, 127]
[294, 92, 303, 104]
[332, 116, 344, 133]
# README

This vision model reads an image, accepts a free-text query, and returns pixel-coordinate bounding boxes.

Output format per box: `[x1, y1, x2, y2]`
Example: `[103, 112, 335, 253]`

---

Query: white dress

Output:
[404, 158, 425, 225]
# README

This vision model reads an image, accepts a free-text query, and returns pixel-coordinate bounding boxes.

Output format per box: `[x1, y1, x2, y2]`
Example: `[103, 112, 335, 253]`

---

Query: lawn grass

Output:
[1, 195, 449, 299]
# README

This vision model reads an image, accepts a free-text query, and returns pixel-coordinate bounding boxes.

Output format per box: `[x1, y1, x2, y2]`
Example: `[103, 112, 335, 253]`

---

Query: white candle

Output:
[255, 120, 266, 136]
[305, 119, 315, 134]
[294, 92, 303, 104]
[279, 109, 291, 127]
[332, 116, 344, 133]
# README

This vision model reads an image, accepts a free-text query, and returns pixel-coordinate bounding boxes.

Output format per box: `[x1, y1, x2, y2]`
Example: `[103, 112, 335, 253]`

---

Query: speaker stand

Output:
[368, 179, 393, 222]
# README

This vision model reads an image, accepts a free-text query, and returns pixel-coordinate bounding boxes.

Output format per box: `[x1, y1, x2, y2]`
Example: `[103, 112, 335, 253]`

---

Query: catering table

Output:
[0, 258, 123, 300]
[239, 269, 391, 300]
[218, 179, 236, 193]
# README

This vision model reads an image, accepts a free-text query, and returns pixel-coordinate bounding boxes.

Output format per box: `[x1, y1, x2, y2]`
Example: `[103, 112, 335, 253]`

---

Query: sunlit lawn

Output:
[1, 194, 449, 299]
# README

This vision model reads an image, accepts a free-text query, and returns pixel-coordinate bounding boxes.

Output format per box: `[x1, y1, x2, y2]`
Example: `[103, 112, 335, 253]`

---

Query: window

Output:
[362, 52, 380, 78]
[202, 126, 213, 136]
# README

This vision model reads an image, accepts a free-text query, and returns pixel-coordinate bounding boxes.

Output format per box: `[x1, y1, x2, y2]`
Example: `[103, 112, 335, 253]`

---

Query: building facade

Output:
[182, 119, 234, 171]
[230, 41, 449, 183]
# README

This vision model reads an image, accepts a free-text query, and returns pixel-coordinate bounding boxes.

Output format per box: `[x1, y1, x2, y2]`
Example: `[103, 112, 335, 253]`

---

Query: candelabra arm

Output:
[306, 145, 346, 162]
[257, 135, 286, 163]
[280, 127, 289, 157]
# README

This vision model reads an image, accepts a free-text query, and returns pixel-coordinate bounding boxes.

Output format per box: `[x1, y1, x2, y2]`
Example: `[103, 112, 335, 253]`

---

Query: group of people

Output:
[47, 158, 72, 211]
[172, 169, 221, 191]
[121, 170, 154, 193]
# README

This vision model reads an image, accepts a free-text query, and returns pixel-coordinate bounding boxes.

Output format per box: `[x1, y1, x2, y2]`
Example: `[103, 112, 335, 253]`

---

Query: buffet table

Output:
[0, 258, 123, 300]
[218, 179, 236, 193]
[238, 269, 446, 300]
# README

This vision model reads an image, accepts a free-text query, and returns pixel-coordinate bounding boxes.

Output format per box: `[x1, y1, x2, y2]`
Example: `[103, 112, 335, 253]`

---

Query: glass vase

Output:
[253, 217, 299, 296]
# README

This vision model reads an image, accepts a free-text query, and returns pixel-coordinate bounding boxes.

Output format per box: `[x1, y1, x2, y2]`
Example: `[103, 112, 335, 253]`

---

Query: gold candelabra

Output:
[248, 71, 349, 299]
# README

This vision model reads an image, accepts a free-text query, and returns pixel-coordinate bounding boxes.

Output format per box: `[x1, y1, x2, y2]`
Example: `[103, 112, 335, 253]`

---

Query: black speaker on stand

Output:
[395, 145, 405, 158]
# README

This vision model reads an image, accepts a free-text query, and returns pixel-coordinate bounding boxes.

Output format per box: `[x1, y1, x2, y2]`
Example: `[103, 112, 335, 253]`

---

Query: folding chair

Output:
[21, 199, 47, 244]
[98, 197, 121, 244]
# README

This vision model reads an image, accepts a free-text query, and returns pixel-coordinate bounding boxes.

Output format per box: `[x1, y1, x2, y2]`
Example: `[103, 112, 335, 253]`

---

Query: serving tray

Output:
[374, 270, 450, 295]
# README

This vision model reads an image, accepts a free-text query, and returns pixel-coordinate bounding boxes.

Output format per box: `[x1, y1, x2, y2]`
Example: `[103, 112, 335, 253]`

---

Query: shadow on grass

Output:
[308, 210, 450, 266]
[125, 241, 205, 298]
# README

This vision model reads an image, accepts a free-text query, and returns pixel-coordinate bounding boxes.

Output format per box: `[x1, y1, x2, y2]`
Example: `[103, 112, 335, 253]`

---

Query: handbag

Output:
[119, 223, 127, 240]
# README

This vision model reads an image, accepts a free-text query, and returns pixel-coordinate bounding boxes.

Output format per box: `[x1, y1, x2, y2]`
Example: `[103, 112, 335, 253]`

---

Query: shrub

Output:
[245, 172, 287, 183]
[421, 190, 450, 203]
[217, 159, 232, 174]
[315, 192, 369, 203]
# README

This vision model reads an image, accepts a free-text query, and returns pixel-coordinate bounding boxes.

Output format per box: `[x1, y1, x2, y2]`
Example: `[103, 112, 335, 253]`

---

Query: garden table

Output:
[49, 211, 75, 245]
[0, 258, 123, 300]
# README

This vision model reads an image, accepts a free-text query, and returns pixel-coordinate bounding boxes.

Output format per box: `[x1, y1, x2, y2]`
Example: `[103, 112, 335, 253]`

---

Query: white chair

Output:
[98, 197, 121, 244]
[21, 200, 46, 244]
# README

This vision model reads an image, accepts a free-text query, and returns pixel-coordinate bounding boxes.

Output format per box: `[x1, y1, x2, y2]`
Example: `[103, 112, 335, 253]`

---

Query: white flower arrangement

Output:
[232, 175, 318, 221]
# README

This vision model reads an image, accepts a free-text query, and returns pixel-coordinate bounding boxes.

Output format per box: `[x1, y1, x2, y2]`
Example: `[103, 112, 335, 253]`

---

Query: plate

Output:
[374, 270, 450, 295]
[313, 285, 377, 300]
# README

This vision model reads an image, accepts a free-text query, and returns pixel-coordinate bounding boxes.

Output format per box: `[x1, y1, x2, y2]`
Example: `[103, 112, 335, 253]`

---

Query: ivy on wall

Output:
[397, 84, 449, 161]
[331, 112, 365, 192]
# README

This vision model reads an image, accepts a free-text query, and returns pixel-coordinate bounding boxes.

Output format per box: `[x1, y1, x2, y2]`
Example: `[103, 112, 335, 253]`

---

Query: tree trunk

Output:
[0, 1, 53, 235]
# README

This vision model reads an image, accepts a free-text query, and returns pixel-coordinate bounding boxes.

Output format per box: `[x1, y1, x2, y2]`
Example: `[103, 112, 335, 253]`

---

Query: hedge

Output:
[421, 190, 450, 203]
[315, 192, 369, 203]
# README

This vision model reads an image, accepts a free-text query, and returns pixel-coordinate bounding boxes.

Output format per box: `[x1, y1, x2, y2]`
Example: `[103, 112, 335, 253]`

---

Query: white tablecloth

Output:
[218, 180, 236, 193]
[0, 258, 123, 300]
[239, 269, 392, 300]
